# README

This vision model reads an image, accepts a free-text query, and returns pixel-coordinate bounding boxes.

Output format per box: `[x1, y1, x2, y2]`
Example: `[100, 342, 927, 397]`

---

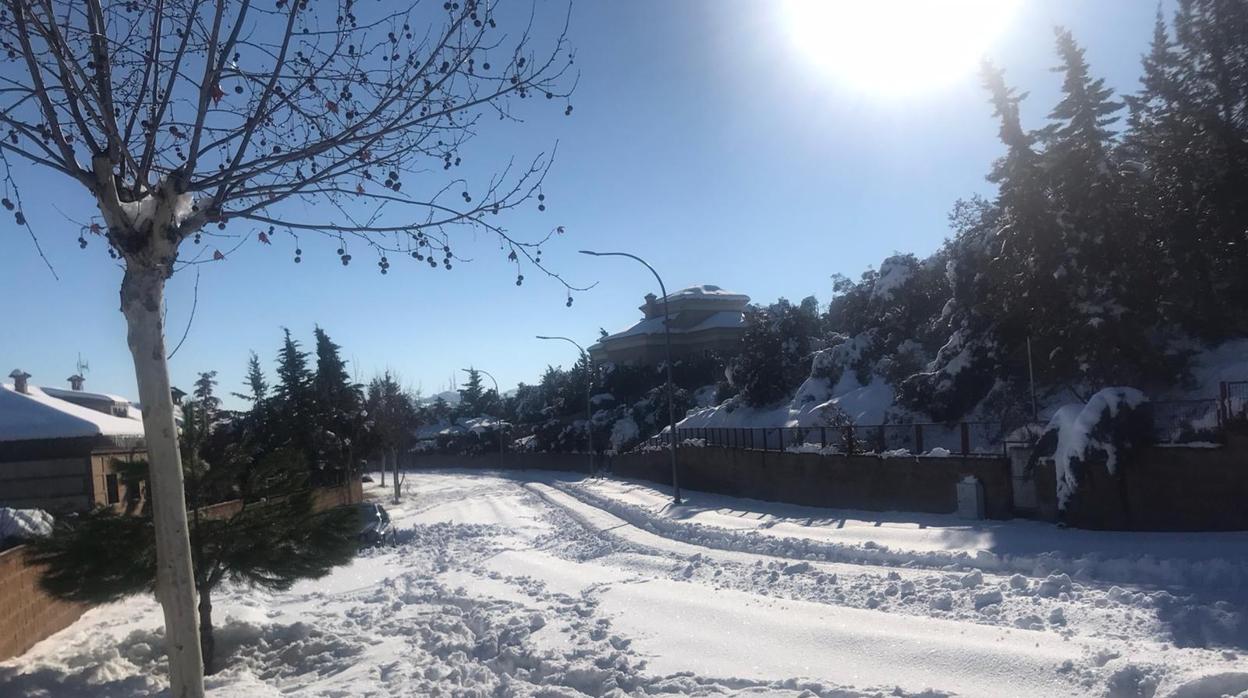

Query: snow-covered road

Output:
[3, 469, 1248, 697]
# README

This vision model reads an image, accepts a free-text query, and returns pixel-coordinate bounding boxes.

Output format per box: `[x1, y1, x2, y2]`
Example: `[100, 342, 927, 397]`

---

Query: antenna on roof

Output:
[76, 353, 90, 377]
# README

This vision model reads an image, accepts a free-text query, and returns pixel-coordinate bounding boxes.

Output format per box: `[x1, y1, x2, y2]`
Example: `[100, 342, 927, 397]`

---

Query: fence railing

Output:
[635, 381, 1248, 459]
[1221, 380, 1248, 425]
[1149, 399, 1221, 442]
[638, 422, 1020, 458]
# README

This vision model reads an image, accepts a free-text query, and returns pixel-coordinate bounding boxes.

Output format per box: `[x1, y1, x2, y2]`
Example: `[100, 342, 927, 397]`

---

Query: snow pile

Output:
[589, 392, 615, 406]
[680, 336, 897, 432]
[1041, 388, 1148, 509]
[0, 507, 53, 545]
[691, 384, 718, 407]
[871, 255, 917, 301]
[609, 416, 640, 451]
[554, 476, 1248, 591]
[117, 186, 195, 232]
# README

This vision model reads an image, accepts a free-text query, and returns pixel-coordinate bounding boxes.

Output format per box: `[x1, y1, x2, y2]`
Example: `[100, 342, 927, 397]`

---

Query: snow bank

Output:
[609, 416, 640, 451]
[553, 477, 1248, 591]
[680, 337, 896, 431]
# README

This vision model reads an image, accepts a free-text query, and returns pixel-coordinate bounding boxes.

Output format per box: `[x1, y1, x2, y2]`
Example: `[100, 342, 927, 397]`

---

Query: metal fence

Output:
[1149, 399, 1221, 442]
[1221, 381, 1248, 424]
[640, 421, 1020, 458]
[634, 381, 1248, 458]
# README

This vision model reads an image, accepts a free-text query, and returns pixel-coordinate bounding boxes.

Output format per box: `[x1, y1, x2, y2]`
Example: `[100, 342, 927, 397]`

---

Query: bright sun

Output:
[782, 0, 1021, 96]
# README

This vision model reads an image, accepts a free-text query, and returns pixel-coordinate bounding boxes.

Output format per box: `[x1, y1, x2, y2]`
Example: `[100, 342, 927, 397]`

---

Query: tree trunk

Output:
[379, 451, 386, 487]
[392, 447, 400, 504]
[121, 264, 205, 698]
[198, 585, 215, 675]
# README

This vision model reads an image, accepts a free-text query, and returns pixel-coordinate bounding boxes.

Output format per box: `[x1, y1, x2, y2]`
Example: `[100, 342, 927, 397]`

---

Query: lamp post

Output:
[462, 367, 505, 469]
[579, 249, 682, 504]
[536, 335, 596, 475]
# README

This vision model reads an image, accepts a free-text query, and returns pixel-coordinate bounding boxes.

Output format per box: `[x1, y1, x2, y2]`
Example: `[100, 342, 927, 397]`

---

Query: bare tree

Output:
[0, 1, 575, 694]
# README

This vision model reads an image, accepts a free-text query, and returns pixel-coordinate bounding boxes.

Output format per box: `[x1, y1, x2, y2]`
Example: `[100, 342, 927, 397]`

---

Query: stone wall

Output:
[1045, 432, 1248, 531]
[609, 447, 1015, 519]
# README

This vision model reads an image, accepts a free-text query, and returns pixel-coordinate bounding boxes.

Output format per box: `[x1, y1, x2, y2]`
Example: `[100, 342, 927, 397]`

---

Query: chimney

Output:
[68, 374, 85, 391]
[643, 293, 658, 318]
[9, 369, 31, 395]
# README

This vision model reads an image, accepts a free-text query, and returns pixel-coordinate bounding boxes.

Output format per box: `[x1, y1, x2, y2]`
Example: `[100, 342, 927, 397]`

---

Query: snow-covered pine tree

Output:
[458, 368, 487, 416]
[1038, 28, 1159, 391]
[231, 352, 269, 405]
[311, 327, 362, 480]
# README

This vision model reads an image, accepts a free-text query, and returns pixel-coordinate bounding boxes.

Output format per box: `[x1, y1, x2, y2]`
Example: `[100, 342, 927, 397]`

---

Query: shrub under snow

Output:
[1037, 388, 1150, 509]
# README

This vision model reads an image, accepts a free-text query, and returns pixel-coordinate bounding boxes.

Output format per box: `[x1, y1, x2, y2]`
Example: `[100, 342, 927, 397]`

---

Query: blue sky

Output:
[1, 1, 1164, 408]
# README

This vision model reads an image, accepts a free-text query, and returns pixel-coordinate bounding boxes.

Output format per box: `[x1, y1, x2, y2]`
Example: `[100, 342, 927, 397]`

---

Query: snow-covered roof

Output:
[661, 284, 749, 304]
[39, 386, 132, 405]
[413, 416, 510, 441]
[0, 383, 145, 443]
[599, 309, 745, 343]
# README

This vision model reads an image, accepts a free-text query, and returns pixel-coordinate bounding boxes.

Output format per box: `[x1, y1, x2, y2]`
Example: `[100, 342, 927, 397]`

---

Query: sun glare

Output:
[782, 0, 1021, 97]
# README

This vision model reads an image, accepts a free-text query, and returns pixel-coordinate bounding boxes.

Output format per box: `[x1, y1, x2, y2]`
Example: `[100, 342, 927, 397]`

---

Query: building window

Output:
[105, 473, 120, 505]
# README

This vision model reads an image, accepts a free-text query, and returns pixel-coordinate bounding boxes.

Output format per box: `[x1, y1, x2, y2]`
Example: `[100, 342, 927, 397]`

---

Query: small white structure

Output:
[956, 475, 985, 520]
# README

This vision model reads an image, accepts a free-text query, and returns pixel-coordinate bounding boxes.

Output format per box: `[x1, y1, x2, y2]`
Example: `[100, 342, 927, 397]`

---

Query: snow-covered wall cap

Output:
[660, 284, 749, 304]
[0, 383, 145, 442]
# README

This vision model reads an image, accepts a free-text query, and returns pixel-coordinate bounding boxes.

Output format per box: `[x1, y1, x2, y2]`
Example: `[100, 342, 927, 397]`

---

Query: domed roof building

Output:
[588, 285, 750, 366]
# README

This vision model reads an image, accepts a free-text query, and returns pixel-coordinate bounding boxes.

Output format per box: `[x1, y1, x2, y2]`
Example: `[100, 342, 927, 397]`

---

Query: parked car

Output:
[356, 502, 396, 547]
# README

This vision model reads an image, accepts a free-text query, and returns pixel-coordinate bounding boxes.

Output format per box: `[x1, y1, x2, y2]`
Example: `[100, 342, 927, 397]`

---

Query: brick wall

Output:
[0, 546, 92, 661]
[0, 481, 361, 662]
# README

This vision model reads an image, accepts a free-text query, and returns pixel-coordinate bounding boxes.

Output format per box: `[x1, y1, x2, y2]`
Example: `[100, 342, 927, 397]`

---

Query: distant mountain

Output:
[418, 390, 461, 406]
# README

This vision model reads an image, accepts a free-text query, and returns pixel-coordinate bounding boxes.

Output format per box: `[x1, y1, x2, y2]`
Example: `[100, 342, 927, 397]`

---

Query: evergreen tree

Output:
[232, 352, 269, 405]
[311, 327, 362, 474]
[429, 396, 450, 422]
[1139, 0, 1248, 337]
[271, 329, 315, 463]
[730, 300, 819, 407]
[313, 327, 357, 415]
[458, 368, 486, 415]
[28, 407, 358, 675]
[1039, 28, 1162, 390]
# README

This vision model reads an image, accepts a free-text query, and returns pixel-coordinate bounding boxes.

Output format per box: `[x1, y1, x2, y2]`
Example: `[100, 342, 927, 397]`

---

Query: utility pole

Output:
[579, 249, 682, 504]
[1027, 335, 1039, 422]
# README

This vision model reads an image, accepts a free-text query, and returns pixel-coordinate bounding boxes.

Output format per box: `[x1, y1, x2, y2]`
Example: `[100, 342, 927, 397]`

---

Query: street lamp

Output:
[536, 335, 596, 476]
[462, 367, 506, 468]
[579, 249, 682, 504]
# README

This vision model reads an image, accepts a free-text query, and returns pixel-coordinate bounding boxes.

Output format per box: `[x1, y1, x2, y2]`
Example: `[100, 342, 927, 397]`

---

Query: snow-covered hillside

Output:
[680, 337, 1248, 433]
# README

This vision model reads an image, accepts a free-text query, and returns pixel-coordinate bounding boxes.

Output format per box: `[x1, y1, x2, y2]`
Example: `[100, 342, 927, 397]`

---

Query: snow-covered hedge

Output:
[1034, 388, 1151, 509]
